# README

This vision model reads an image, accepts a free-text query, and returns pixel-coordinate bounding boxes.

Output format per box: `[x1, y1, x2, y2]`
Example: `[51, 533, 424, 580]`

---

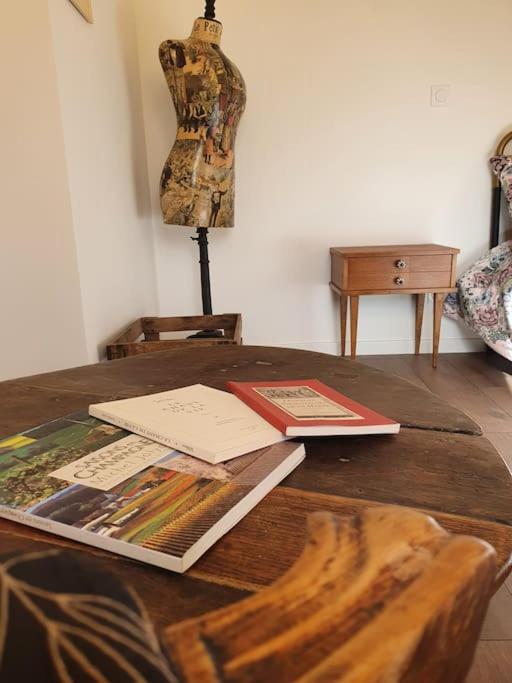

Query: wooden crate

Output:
[106, 314, 242, 360]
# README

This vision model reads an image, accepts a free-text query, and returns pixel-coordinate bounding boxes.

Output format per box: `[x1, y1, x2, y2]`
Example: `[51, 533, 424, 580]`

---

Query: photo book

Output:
[227, 379, 400, 436]
[0, 413, 305, 573]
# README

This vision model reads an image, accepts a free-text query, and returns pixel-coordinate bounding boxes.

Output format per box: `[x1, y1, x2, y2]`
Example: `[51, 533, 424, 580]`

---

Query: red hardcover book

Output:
[227, 379, 400, 437]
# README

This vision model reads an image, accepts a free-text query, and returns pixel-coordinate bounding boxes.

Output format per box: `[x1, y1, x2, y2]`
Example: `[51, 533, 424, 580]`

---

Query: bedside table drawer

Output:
[348, 256, 411, 275]
[348, 254, 453, 277]
[347, 270, 452, 291]
[409, 254, 453, 272]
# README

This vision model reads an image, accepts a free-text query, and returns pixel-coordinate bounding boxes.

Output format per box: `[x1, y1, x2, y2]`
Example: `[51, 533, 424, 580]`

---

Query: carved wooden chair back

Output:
[0, 506, 496, 682]
[165, 507, 497, 683]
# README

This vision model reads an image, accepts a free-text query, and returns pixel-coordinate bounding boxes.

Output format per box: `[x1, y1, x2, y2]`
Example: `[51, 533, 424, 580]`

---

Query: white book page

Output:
[91, 385, 285, 455]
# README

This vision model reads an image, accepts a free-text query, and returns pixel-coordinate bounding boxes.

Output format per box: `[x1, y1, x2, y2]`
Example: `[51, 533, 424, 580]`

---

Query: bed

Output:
[444, 132, 512, 371]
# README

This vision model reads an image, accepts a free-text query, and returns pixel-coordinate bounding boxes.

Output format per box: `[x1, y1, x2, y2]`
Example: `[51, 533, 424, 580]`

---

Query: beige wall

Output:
[0, 1, 88, 380]
[3, 0, 511, 381]
[48, 0, 159, 362]
[0, 0, 159, 380]
[134, 0, 512, 354]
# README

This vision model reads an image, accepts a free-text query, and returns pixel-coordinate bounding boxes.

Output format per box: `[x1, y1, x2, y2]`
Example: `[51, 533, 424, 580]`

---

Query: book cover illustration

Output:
[227, 379, 400, 436]
[0, 413, 303, 571]
[253, 385, 362, 420]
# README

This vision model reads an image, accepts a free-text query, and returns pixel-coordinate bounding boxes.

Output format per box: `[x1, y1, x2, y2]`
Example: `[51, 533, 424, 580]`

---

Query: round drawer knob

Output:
[395, 259, 407, 269]
[394, 277, 405, 286]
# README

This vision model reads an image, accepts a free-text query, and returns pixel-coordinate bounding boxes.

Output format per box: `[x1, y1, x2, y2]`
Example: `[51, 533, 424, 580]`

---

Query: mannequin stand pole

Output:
[189, 228, 223, 338]
[195, 228, 213, 315]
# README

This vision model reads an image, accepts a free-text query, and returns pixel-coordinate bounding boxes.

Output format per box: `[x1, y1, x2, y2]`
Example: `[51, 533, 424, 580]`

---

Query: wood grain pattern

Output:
[407, 355, 511, 433]
[165, 507, 496, 683]
[479, 584, 512, 640]
[411, 271, 452, 288]
[441, 355, 512, 428]
[415, 293, 426, 355]
[331, 283, 457, 297]
[361, 353, 512, 680]
[364, 353, 512, 566]
[467, 642, 512, 682]
[347, 255, 413, 274]
[114, 318, 144, 344]
[3, 347, 481, 435]
[191, 486, 512, 592]
[107, 337, 239, 360]
[0, 383, 116, 437]
[476, 386, 512, 419]
[1, 348, 511, 680]
[345, 254, 452, 277]
[330, 244, 460, 256]
[347, 271, 452, 291]
[433, 292, 446, 368]
[347, 354, 430, 390]
[410, 254, 454, 272]
[2, 487, 510, 595]
[350, 296, 359, 359]
[284, 430, 512, 527]
[331, 255, 347, 291]
[487, 433, 512, 473]
[107, 315, 242, 360]
[346, 271, 410, 291]
[142, 315, 240, 334]
[340, 294, 348, 357]
[330, 244, 458, 367]
[233, 314, 242, 345]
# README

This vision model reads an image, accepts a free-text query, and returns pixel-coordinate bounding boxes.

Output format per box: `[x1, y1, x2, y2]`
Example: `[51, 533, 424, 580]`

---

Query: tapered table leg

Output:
[415, 294, 426, 355]
[340, 295, 348, 357]
[350, 296, 359, 360]
[433, 293, 446, 368]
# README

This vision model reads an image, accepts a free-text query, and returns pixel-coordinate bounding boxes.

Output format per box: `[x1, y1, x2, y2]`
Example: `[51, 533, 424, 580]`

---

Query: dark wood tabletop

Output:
[1, 346, 512, 631]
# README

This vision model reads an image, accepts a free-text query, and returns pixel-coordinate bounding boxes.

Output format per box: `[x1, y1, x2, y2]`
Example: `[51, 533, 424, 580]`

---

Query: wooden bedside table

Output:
[330, 244, 460, 368]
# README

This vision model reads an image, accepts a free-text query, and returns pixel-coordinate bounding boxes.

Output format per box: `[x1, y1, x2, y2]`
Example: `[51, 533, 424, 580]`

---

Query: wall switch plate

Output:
[431, 85, 450, 107]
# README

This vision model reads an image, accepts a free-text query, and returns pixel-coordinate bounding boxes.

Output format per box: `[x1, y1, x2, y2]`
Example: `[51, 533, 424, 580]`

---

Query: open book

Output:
[0, 413, 305, 573]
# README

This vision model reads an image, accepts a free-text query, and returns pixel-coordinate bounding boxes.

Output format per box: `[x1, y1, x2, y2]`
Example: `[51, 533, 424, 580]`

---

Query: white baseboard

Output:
[270, 338, 485, 356]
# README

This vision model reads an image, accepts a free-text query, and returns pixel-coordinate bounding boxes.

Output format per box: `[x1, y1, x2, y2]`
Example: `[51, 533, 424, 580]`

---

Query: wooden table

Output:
[1, 346, 511, 632]
[330, 244, 460, 367]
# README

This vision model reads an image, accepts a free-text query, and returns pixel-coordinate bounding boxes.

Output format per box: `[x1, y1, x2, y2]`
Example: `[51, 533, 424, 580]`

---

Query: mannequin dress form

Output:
[159, 18, 246, 228]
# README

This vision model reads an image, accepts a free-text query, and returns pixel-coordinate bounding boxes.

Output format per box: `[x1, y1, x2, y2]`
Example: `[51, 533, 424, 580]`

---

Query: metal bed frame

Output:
[487, 131, 512, 373]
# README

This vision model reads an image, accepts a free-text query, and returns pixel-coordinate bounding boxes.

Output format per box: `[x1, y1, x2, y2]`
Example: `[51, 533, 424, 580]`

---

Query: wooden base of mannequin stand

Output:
[106, 314, 242, 360]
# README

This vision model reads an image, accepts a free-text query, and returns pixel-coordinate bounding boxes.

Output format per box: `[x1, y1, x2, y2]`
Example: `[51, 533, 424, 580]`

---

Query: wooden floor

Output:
[360, 352, 512, 683]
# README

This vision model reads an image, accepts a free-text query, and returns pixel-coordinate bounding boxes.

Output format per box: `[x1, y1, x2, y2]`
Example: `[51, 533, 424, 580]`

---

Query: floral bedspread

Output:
[444, 241, 512, 359]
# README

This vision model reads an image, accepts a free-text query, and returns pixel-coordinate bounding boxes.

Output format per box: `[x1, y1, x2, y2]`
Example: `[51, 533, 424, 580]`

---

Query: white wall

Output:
[48, 0, 159, 362]
[3, 0, 510, 381]
[0, 1, 88, 380]
[134, 0, 512, 354]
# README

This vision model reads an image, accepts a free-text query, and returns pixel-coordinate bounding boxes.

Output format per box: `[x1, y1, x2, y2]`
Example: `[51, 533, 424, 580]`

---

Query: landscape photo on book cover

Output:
[0, 413, 294, 559]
